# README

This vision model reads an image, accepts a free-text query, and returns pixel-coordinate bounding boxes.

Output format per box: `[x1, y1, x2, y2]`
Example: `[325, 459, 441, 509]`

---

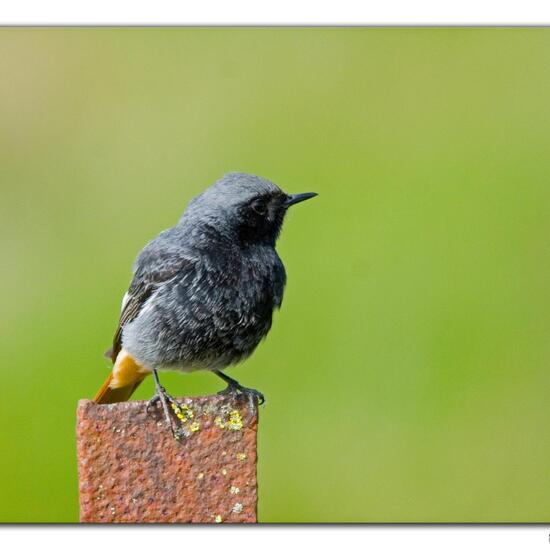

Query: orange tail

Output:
[93, 349, 151, 404]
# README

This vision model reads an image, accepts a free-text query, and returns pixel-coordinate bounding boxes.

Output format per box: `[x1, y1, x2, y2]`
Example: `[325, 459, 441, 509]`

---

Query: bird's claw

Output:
[146, 383, 189, 441]
[146, 394, 160, 414]
[146, 385, 175, 412]
[218, 383, 265, 406]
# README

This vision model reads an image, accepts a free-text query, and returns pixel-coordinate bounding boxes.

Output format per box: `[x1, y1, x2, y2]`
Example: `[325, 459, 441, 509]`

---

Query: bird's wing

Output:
[107, 245, 192, 363]
[108, 282, 154, 362]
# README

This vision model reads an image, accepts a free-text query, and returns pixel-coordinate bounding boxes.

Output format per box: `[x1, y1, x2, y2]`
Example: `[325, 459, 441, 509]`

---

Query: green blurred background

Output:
[1, 27, 550, 522]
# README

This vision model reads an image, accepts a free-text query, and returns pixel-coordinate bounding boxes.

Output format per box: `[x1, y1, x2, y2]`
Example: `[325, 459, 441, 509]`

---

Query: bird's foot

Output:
[146, 384, 177, 413]
[218, 381, 265, 406]
[147, 374, 188, 441]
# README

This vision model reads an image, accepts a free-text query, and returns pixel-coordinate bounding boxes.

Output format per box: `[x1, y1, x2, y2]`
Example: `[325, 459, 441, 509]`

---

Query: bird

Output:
[93, 172, 317, 437]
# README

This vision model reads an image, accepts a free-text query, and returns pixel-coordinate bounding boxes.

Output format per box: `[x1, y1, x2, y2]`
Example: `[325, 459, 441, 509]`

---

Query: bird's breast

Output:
[122, 246, 286, 370]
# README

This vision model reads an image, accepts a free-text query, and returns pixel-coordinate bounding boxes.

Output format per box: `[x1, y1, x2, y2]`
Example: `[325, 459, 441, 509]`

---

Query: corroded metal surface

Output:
[76, 396, 258, 523]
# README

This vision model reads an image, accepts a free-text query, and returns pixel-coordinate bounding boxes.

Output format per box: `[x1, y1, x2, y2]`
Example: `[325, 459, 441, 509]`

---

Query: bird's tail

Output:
[93, 349, 151, 404]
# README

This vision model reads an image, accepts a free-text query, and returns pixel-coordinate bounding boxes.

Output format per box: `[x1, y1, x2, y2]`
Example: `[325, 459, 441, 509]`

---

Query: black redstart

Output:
[94, 172, 317, 437]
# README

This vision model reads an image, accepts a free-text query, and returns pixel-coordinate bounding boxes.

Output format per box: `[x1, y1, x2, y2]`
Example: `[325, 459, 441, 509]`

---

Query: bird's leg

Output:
[147, 369, 187, 440]
[214, 370, 265, 405]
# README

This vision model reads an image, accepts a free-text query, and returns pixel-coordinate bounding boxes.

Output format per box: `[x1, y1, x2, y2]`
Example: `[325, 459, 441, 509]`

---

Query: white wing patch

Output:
[120, 292, 130, 312]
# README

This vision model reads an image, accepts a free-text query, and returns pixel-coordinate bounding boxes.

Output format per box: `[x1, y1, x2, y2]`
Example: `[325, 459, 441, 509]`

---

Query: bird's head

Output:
[183, 173, 317, 246]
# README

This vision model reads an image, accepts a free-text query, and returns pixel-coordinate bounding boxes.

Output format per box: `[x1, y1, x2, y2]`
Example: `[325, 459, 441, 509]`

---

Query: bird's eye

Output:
[251, 199, 267, 215]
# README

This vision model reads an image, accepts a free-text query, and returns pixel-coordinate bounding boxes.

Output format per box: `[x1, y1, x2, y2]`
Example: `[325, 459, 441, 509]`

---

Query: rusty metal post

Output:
[76, 395, 258, 523]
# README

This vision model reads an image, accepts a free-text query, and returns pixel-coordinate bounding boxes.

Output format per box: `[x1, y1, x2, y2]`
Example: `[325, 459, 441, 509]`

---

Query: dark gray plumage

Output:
[117, 173, 316, 383]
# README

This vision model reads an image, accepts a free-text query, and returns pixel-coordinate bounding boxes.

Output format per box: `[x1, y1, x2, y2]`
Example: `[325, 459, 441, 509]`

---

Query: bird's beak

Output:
[285, 192, 318, 207]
